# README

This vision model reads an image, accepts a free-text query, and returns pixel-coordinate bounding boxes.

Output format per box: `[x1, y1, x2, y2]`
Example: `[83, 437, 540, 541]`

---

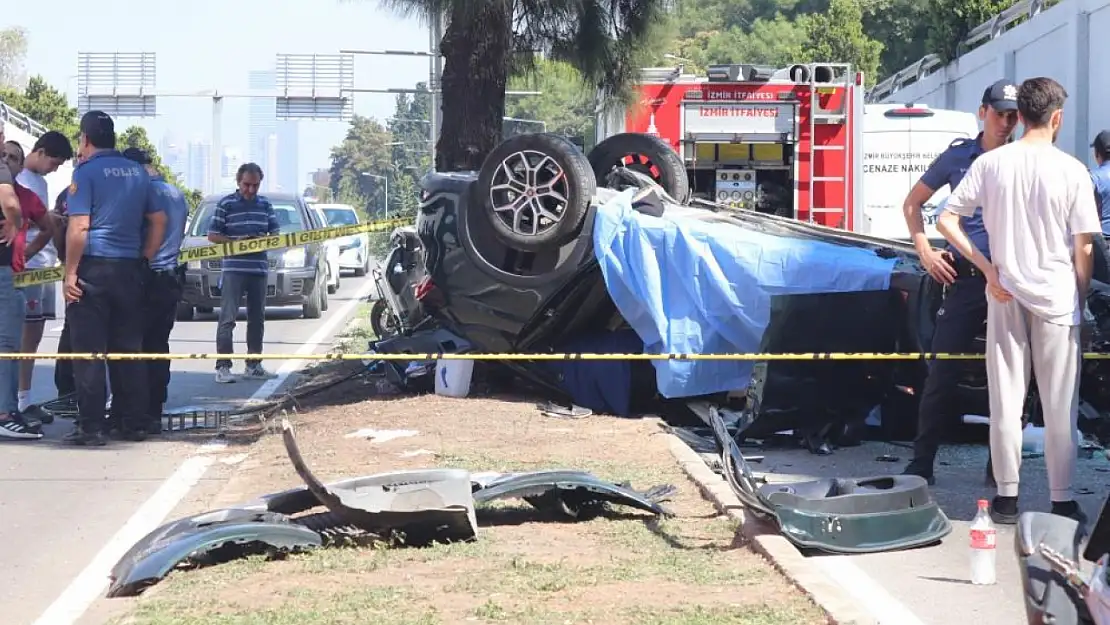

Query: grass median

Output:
[114, 380, 825, 625]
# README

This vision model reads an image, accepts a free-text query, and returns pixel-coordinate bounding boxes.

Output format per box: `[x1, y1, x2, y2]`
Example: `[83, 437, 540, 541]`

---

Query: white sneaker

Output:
[215, 367, 236, 384]
[242, 365, 278, 380]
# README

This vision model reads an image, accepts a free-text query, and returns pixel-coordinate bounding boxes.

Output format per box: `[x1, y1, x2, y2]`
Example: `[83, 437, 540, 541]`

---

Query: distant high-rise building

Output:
[186, 141, 212, 195]
[159, 132, 186, 183]
[221, 147, 242, 178]
[248, 69, 300, 193]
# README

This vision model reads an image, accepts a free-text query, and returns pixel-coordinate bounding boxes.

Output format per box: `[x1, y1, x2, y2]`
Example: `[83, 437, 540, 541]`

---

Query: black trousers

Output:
[142, 268, 183, 423]
[67, 257, 147, 434]
[911, 273, 988, 466]
[55, 319, 75, 396]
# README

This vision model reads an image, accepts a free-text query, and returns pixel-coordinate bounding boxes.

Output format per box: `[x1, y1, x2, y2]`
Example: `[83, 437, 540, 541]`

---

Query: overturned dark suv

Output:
[372, 131, 1110, 451]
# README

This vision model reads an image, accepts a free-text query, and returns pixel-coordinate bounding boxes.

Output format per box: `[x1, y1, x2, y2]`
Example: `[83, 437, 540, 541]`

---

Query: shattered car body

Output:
[107, 419, 675, 598]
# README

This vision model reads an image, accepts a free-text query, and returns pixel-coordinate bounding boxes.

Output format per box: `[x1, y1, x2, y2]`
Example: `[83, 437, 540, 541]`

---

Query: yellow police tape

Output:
[12, 216, 415, 288]
[3, 351, 1110, 361]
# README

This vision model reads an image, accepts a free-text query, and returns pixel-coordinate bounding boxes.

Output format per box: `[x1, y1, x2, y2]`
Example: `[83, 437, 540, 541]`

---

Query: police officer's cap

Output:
[1091, 130, 1110, 157]
[122, 147, 152, 165]
[79, 110, 115, 143]
[981, 79, 1018, 112]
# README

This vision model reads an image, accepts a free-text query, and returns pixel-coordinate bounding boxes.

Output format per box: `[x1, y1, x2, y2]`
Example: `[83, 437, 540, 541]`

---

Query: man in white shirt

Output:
[938, 77, 1099, 526]
[15, 131, 72, 418]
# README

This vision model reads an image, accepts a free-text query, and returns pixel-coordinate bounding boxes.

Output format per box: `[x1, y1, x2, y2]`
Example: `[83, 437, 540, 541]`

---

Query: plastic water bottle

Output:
[970, 499, 998, 585]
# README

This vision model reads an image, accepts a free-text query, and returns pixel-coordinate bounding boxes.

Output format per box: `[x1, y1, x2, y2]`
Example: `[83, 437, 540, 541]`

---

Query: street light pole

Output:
[360, 172, 388, 218]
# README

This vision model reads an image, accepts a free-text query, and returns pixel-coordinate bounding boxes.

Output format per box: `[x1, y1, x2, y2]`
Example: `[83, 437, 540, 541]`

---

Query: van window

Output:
[862, 106, 979, 242]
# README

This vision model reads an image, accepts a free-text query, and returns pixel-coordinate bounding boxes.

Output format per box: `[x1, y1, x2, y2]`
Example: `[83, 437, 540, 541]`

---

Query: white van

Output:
[861, 104, 981, 243]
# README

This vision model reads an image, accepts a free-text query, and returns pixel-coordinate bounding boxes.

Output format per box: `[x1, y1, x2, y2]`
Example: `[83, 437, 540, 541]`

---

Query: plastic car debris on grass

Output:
[106, 418, 676, 598]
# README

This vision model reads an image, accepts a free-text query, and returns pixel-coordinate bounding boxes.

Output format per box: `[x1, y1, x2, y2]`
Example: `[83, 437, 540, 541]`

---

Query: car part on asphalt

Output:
[470, 470, 675, 519]
[587, 132, 691, 203]
[476, 132, 597, 252]
[706, 404, 953, 554]
[281, 419, 479, 544]
[107, 508, 323, 597]
[1016, 511, 1097, 625]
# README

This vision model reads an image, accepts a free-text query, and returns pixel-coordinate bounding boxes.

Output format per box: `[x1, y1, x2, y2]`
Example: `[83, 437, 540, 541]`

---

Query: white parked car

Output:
[310, 205, 342, 295]
[316, 203, 372, 276]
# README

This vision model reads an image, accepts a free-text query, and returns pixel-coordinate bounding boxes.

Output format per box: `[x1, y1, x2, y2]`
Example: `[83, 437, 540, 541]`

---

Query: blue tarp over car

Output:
[592, 190, 901, 398]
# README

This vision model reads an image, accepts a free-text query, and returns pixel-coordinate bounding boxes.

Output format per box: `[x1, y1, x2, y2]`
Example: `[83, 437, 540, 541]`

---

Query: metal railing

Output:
[0, 97, 48, 138]
[867, 0, 1062, 103]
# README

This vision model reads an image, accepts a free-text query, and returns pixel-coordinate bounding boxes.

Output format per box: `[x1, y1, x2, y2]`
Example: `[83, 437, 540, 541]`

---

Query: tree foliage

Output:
[0, 27, 28, 89]
[0, 76, 78, 139]
[116, 126, 204, 210]
[926, 0, 1014, 64]
[506, 59, 596, 145]
[378, 0, 670, 171]
[386, 84, 433, 216]
[327, 115, 394, 218]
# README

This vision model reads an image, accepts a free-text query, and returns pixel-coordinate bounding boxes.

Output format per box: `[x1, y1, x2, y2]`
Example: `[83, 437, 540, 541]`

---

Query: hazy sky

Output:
[4, 0, 431, 183]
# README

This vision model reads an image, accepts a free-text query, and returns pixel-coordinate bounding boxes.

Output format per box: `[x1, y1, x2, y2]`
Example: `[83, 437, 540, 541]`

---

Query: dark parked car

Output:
[178, 192, 330, 320]
[374, 132, 1110, 451]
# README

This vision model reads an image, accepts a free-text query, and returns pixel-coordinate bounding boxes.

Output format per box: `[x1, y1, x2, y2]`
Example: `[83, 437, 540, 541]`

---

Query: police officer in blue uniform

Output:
[122, 147, 188, 436]
[899, 80, 1019, 484]
[1089, 131, 1110, 283]
[63, 111, 168, 445]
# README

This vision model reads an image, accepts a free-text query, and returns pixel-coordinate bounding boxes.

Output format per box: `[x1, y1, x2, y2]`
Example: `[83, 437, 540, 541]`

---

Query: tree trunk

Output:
[435, 0, 512, 172]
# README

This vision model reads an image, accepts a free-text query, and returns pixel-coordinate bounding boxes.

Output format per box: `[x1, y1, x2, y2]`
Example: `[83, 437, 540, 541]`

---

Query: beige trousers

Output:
[986, 298, 1080, 501]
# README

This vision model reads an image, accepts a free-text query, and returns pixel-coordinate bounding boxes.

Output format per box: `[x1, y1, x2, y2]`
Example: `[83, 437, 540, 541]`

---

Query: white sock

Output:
[17, 391, 29, 412]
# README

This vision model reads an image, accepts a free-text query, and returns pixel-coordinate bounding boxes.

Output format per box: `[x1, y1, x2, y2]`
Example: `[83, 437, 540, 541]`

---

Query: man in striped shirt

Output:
[207, 163, 280, 383]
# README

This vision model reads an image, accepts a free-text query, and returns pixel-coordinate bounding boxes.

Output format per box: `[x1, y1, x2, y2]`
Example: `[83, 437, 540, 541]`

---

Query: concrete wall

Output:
[1, 101, 75, 206]
[869, 0, 1110, 166]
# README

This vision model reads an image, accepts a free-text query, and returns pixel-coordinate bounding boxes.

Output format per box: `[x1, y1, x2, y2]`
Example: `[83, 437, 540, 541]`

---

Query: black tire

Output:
[476, 132, 596, 252]
[197, 306, 214, 314]
[587, 133, 690, 203]
[175, 304, 195, 322]
[326, 265, 337, 294]
[369, 299, 398, 338]
[302, 279, 323, 319]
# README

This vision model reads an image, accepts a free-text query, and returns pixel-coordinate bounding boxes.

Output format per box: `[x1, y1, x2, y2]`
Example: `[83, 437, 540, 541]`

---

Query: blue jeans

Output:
[216, 271, 267, 370]
[0, 268, 26, 414]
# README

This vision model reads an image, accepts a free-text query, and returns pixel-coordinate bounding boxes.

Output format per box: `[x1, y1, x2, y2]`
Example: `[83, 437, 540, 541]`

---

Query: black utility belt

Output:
[951, 256, 984, 280]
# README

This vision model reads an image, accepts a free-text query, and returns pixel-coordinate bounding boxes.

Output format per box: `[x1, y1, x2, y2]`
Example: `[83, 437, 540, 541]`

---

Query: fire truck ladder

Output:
[806, 64, 853, 227]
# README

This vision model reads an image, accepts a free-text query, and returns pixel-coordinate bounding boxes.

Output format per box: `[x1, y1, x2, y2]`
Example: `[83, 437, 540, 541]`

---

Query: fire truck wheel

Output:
[587, 133, 690, 203]
[477, 132, 596, 252]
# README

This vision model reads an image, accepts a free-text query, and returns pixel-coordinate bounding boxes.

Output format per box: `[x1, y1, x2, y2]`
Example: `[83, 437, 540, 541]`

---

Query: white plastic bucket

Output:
[435, 359, 474, 398]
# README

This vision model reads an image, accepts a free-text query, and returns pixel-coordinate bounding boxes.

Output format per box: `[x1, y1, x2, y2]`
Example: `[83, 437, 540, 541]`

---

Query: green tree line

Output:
[323, 0, 1018, 196]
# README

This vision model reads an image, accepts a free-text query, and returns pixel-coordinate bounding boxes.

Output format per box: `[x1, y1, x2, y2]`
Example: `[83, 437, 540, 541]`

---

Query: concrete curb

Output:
[665, 434, 879, 625]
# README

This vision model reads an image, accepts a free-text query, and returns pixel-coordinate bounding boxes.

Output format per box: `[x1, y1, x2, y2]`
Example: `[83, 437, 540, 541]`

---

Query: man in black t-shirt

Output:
[0, 121, 37, 440]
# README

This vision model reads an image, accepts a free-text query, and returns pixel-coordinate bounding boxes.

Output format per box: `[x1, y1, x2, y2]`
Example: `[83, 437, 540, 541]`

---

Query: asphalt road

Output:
[734, 435, 1109, 624]
[0, 274, 376, 625]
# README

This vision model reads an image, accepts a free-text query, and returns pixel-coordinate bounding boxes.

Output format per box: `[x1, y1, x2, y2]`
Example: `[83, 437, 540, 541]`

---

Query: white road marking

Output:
[247, 279, 377, 404]
[30, 450, 215, 625]
[812, 555, 929, 625]
[32, 280, 376, 625]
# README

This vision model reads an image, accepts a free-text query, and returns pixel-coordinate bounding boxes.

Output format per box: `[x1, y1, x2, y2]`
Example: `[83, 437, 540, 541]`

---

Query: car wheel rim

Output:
[488, 149, 570, 237]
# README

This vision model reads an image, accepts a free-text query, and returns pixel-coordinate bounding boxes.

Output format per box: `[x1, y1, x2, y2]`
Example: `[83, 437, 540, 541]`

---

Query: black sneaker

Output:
[901, 462, 936, 486]
[990, 496, 1020, 525]
[63, 427, 106, 447]
[1050, 501, 1089, 527]
[22, 404, 54, 425]
[0, 414, 44, 440]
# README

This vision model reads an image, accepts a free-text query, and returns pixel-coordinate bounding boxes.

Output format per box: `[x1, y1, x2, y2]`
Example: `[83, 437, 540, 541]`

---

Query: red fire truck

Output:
[595, 63, 865, 231]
